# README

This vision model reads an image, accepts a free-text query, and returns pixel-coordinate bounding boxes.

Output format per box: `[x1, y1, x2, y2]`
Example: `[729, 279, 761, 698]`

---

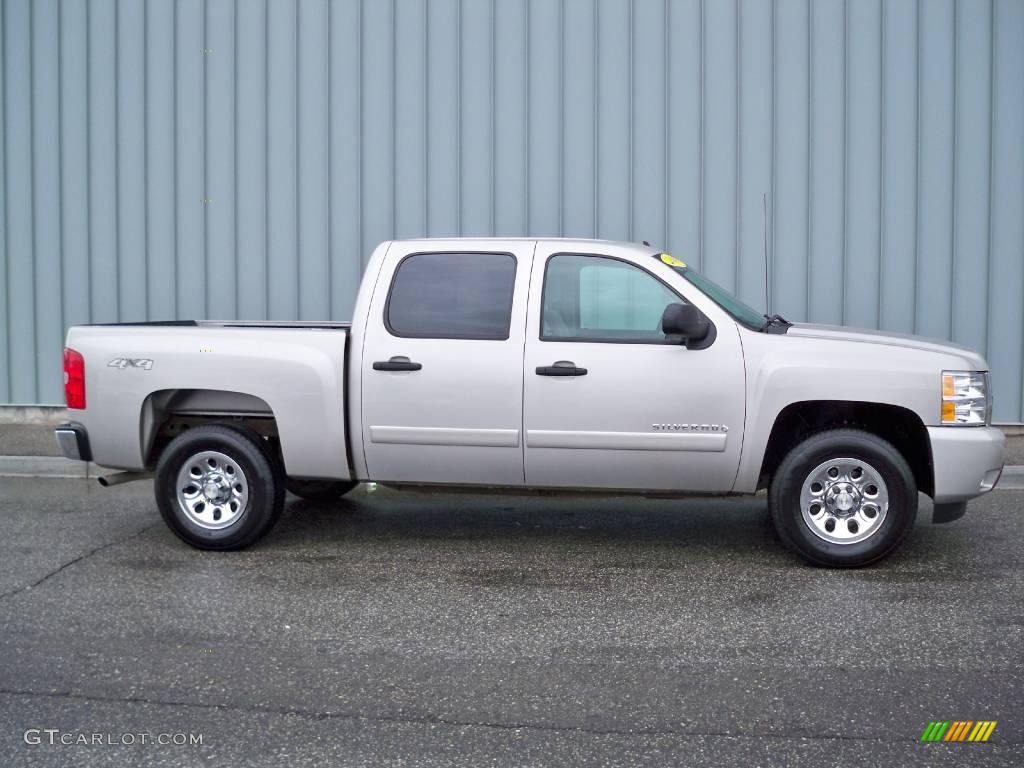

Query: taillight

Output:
[64, 348, 86, 409]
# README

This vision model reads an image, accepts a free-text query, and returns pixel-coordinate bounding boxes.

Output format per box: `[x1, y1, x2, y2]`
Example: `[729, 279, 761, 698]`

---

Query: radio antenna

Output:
[762, 193, 770, 317]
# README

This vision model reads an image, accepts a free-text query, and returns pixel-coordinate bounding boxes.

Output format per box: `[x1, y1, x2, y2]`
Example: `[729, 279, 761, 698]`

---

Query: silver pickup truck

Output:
[55, 238, 1005, 566]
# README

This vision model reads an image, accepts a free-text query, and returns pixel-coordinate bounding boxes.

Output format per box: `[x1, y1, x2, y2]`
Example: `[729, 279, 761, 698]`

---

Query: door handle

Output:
[535, 360, 588, 377]
[373, 356, 422, 372]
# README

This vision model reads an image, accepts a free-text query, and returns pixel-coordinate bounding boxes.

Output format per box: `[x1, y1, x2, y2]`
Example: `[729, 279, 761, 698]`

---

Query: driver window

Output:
[541, 254, 683, 342]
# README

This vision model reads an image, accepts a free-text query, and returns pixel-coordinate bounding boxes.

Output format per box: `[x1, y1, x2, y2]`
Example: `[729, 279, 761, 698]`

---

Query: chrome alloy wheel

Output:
[799, 457, 889, 545]
[176, 450, 249, 530]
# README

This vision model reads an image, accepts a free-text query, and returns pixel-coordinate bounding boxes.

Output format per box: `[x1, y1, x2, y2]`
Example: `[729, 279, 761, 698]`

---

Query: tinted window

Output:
[542, 254, 681, 342]
[386, 252, 516, 339]
[652, 253, 766, 329]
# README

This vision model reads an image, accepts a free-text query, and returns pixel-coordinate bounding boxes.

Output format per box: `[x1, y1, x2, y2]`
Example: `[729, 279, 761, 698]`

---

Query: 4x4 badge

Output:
[108, 358, 153, 370]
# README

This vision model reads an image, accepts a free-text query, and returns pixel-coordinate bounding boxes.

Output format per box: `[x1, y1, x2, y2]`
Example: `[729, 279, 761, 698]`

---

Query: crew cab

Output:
[55, 239, 1005, 566]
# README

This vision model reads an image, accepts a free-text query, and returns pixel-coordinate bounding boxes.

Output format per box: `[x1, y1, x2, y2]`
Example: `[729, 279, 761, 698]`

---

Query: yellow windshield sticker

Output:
[660, 253, 686, 268]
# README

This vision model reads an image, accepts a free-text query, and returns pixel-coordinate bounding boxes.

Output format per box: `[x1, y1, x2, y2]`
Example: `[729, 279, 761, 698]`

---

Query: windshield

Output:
[653, 253, 766, 329]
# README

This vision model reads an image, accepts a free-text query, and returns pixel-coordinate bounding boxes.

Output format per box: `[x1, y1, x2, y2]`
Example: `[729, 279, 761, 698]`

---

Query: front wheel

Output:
[155, 425, 285, 550]
[768, 429, 918, 567]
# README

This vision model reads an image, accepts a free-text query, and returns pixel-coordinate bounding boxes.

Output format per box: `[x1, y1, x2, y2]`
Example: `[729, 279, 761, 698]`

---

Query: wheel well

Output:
[141, 388, 282, 469]
[757, 401, 933, 497]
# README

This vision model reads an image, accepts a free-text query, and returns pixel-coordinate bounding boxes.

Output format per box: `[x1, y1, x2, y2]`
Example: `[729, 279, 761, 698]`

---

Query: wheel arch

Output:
[141, 388, 280, 469]
[756, 400, 934, 498]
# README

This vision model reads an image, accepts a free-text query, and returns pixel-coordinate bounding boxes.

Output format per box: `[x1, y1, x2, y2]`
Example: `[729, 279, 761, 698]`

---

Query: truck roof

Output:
[388, 236, 654, 250]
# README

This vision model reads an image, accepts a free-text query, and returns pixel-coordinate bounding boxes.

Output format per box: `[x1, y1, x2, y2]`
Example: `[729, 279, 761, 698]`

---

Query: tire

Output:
[155, 424, 285, 550]
[286, 478, 357, 501]
[768, 428, 917, 567]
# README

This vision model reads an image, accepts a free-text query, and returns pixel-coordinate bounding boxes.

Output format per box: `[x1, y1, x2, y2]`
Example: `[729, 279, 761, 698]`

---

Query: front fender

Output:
[732, 334, 966, 492]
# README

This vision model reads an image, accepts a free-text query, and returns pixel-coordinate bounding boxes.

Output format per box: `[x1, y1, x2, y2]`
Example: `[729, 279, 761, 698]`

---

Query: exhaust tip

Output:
[96, 471, 153, 487]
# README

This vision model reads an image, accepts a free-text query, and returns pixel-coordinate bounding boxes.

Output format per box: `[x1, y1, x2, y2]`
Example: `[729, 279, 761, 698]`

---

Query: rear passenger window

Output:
[385, 252, 517, 340]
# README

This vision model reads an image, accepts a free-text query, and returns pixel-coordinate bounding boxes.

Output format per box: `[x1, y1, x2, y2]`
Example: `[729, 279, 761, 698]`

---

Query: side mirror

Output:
[661, 303, 709, 344]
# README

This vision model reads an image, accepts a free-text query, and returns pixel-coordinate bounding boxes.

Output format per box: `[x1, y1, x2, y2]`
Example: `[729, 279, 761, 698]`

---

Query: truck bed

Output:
[64, 321, 353, 480]
[88, 320, 353, 330]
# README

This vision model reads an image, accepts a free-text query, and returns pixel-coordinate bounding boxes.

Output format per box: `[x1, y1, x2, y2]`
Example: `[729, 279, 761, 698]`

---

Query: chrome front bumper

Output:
[54, 423, 92, 462]
[928, 425, 1005, 504]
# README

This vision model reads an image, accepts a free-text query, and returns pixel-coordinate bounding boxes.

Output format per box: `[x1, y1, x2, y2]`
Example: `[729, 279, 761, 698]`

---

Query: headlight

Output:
[941, 371, 988, 425]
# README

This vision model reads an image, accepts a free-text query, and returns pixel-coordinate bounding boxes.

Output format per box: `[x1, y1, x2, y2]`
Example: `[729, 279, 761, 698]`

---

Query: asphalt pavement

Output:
[0, 478, 1021, 767]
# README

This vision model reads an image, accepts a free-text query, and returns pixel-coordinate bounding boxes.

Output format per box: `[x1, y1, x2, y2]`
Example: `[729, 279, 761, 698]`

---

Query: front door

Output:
[360, 241, 534, 486]
[522, 246, 746, 491]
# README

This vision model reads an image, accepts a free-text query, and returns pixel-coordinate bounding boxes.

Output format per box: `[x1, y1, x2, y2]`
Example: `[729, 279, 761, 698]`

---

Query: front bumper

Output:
[928, 425, 1004, 504]
[54, 422, 92, 462]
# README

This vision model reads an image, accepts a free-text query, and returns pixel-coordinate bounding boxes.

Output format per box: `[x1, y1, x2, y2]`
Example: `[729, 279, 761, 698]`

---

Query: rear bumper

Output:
[928, 425, 1004, 504]
[54, 422, 92, 462]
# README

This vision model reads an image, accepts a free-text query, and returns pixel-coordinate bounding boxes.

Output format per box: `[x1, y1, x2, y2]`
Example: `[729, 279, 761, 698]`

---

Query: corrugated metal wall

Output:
[1, 0, 1022, 420]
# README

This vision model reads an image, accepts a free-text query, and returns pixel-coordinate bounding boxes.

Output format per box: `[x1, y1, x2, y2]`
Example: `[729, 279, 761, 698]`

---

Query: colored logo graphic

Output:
[920, 720, 997, 742]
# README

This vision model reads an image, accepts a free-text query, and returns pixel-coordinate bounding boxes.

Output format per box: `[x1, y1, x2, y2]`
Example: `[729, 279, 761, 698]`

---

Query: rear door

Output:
[360, 240, 534, 485]
[522, 244, 746, 492]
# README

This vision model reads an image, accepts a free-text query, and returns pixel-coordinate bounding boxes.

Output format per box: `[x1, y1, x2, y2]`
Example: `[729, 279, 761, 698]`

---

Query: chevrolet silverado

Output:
[54, 238, 1005, 566]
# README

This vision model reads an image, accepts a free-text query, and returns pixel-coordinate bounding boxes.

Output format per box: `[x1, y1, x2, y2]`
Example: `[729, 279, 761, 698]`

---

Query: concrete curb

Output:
[0, 456, 98, 478]
[0, 406, 67, 425]
[1, 455, 1022, 490]
[997, 466, 1024, 490]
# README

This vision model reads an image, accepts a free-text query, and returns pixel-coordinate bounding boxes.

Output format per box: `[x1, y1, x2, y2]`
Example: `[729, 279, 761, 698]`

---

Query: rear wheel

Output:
[768, 428, 917, 567]
[286, 478, 357, 501]
[155, 425, 284, 550]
